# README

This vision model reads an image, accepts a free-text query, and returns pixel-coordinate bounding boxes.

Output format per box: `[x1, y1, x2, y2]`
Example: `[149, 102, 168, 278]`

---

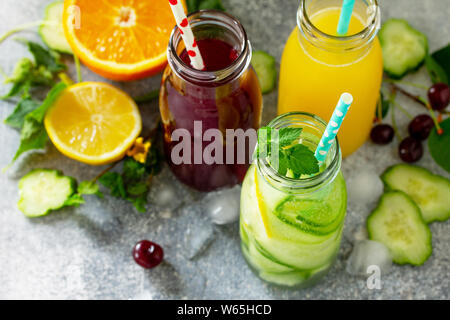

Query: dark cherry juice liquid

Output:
[159, 38, 262, 192]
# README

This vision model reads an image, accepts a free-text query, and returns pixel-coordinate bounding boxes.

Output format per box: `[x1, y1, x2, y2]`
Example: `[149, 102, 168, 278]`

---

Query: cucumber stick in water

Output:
[39, 1, 73, 54]
[368, 191, 432, 266]
[379, 19, 428, 79]
[18, 169, 77, 217]
[381, 164, 450, 223]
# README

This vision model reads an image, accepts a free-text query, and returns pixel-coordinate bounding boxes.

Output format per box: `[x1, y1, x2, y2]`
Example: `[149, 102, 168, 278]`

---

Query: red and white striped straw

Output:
[168, 0, 205, 70]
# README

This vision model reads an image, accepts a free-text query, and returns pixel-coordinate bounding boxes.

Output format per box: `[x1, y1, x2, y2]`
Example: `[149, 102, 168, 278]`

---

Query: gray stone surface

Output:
[0, 0, 449, 300]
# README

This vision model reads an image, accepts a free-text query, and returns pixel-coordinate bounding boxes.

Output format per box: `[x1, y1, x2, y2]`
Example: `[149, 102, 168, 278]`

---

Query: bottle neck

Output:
[296, 0, 380, 64]
[167, 10, 252, 86]
[256, 112, 342, 195]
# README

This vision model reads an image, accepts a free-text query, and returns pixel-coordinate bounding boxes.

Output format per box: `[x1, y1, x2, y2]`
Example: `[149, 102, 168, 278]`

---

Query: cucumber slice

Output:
[39, 1, 73, 54]
[251, 51, 277, 94]
[367, 191, 432, 266]
[379, 19, 428, 79]
[18, 169, 77, 217]
[381, 164, 450, 223]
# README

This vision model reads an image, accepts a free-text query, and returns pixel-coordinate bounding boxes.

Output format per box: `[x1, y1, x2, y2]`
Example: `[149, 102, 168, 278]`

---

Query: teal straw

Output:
[315, 93, 353, 163]
[337, 0, 355, 35]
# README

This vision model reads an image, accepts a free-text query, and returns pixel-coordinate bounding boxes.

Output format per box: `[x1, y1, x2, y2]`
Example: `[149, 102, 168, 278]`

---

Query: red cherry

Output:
[133, 240, 164, 269]
[192, 40, 197, 47]
[180, 18, 188, 28]
[188, 50, 196, 57]
[168, 0, 178, 5]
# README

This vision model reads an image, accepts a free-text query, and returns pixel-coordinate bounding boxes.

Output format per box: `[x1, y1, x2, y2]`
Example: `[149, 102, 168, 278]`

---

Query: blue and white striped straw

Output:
[337, 0, 355, 35]
[315, 93, 353, 163]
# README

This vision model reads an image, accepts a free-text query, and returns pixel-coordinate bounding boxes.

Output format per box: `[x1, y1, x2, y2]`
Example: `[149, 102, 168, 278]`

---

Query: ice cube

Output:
[202, 185, 241, 225]
[347, 171, 383, 205]
[346, 240, 393, 276]
[184, 222, 215, 260]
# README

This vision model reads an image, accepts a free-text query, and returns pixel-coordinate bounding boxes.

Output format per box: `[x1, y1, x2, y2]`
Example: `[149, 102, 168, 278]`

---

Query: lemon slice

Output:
[44, 82, 142, 165]
[254, 168, 272, 238]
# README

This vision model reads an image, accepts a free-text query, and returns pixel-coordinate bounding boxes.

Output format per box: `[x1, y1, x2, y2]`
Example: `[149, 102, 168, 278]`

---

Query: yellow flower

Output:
[127, 137, 151, 164]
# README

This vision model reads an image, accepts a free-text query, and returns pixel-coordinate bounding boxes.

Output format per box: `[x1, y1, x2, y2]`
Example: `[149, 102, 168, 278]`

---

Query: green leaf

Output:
[13, 118, 48, 161]
[425, 55, 448, 85]
[4, 98, 40, 129]
[27, 82, 67, 123]
[431, 44, 450, 85]
[375, 91, 390, 120]
[428, 118, 450, 173]
[187, 0, 225, 13]
[24, 40, 66, 73]
[285, 144, 320, 176]
[128, 194, 147, 213]
[11, 82, 67, 162]
[64, 193, 85, 207]
[99, 172, 127, 199]
[123, 157, 146, 182]
[127, 181, 149, 196]
[1, 80, 30, 100]
[145, 146, 163, 175]
[78, 180, 103, 198]
[279, 127, 303, 148]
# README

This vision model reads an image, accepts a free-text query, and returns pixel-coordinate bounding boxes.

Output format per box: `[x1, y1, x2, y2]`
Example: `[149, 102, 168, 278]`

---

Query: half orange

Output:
[63, 0, 181, 81]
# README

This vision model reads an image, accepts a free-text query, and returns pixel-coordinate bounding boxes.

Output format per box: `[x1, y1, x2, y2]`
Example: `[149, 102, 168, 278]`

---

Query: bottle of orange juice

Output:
[278, 0, 382, 157]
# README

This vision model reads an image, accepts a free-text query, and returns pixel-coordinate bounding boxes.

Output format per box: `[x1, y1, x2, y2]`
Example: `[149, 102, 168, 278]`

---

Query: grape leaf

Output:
[428, 118, 450, 173]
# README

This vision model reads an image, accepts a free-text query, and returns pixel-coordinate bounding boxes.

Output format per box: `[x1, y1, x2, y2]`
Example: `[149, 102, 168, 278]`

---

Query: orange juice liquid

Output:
[278, 8, 383, 157]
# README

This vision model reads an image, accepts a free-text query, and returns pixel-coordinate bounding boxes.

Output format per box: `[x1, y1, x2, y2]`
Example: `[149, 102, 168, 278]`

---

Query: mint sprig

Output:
[257, 127, 320, 178]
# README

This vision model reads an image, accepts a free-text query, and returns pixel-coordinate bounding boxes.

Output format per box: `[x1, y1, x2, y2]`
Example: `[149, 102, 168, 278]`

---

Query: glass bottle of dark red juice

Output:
[160, 10, 263, 192]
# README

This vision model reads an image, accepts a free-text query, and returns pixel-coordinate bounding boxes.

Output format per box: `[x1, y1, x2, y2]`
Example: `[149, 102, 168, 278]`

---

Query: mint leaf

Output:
[13, 118, 48, 161]
[123, 157, 146, 181]
[28, 82, 67, 123]
[428, 118, 450, 173]
[78, 180, 103, 198]
[431, 44, 450, 85]
[24, 41, 66, 73]
[11, 82, 67, 162]
[99, 172, 127, 199]
[256, 126, 318, 177]
[279, 127, 303, 147]
[129, 194, 147, 213]
[127, 182, 148, 197]
[286, 144, 320, 176]
[4, 98, 40, 129]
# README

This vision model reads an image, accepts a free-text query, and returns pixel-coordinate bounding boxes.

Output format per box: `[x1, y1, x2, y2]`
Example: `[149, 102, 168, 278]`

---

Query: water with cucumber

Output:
[240, 113, 347, 288]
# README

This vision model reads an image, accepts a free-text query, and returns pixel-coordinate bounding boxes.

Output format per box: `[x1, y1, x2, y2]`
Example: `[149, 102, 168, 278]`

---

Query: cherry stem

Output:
[391, 84, 427, 108]
[390, 84, 443, 135]
[385, 79, 429, 90]
[392, 101, 413, 119]
[389, 89, 402, 141]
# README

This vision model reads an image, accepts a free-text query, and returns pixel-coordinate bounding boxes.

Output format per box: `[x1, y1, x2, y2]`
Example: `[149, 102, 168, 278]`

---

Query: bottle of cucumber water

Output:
[240, 112, 347, 288]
